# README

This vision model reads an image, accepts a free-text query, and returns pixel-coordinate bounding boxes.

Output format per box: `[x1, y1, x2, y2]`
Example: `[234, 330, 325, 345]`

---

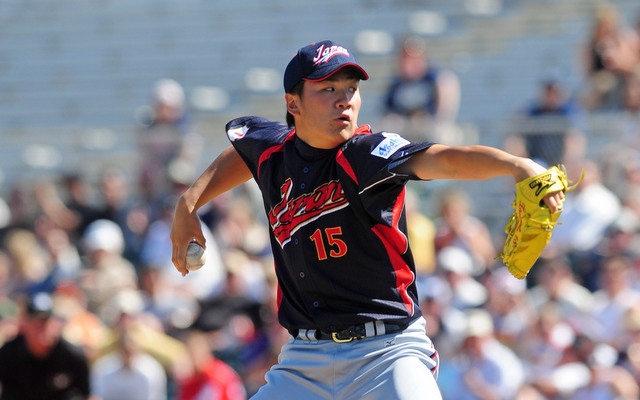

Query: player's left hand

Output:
[542, 190, 565, 214]
[514, 158, 564, 212]
[498, 162, 584, 279]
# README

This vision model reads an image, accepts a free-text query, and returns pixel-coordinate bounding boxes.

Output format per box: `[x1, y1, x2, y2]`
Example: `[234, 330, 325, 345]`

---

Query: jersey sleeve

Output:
[341, 131, 433, 190]
[225, 116, 292, 177]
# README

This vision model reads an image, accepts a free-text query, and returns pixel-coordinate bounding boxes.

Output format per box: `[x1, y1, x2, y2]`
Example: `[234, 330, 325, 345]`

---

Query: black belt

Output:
[289, 321, 407, 343]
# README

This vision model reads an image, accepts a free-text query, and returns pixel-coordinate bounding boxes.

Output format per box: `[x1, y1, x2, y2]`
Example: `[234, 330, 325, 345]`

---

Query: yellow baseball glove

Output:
[496, 165, 583, 279]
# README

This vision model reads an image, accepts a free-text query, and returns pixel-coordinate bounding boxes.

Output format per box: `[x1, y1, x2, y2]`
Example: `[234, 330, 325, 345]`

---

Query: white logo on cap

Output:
[313, 44, 350, 65]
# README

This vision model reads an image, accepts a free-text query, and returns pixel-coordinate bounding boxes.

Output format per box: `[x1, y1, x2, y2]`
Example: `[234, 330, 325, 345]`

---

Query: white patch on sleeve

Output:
[370, 133, 410, 159]
[227, 125, 249, 141]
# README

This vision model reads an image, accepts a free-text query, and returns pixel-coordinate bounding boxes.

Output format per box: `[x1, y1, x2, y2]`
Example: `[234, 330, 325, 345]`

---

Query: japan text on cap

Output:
[283, 40, 369, 93]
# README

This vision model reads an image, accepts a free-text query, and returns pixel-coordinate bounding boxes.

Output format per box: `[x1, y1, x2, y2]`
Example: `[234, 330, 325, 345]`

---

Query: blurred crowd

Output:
[1, 4, 640, 400]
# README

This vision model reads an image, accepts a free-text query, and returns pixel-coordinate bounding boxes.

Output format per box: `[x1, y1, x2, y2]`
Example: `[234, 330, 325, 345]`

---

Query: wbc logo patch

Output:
[227, 125, 249, 141]
[371, 133, 409, 159]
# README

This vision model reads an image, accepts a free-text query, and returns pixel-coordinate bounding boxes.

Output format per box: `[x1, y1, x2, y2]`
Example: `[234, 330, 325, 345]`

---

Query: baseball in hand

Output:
[185, 242, 206, 271]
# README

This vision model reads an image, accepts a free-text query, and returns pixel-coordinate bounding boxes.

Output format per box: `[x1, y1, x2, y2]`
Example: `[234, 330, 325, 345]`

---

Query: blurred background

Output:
[1, 0, 640, 399]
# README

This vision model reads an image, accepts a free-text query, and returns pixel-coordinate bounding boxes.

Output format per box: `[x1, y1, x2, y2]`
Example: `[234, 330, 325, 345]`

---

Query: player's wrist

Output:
[512, 157, 545, 183]
[178, 189, 203, 215]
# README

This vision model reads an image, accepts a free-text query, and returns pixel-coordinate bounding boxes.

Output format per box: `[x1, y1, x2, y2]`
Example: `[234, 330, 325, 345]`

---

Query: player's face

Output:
[288, 68, 361, 149]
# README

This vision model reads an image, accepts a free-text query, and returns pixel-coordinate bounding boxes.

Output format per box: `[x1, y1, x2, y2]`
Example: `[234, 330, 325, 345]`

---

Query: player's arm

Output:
[397, 143, 564, 211]
[170, 145, 252, 276]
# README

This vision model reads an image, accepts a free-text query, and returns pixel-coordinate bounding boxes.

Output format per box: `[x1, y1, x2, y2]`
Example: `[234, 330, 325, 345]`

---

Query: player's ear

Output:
[285, 93, 301, 117]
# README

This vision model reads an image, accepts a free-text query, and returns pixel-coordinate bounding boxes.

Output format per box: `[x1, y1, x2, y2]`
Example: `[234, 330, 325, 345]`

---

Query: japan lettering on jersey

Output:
[268, 177, 348, 248]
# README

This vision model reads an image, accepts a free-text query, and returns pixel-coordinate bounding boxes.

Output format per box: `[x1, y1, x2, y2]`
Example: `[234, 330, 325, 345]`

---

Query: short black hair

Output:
[286, 80, 304, 129]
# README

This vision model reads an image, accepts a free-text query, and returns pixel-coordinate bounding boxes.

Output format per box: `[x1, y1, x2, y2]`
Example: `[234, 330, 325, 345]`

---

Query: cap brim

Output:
[304, 63, 369, 83]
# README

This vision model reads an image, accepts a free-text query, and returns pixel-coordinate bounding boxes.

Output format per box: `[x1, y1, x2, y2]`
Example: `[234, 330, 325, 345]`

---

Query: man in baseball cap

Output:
[171, 38, 563, 400]
[0, 292, 91, 399]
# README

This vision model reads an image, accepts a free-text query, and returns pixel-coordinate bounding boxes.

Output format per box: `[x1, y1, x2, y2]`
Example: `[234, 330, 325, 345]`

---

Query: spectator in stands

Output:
[138, 78, 203, 205]
[381, 35, 461, 144]
[436, 246, 487, 311]
[551, 160, 621, 255]
[405, 188, 437, 276]
[438, 308, 525, 400]
[591, 255, 640, 351]
[623, 74, 640, 117]
[3, 228, 53, 294]
[52, 281, 106, 362]
[617, 74, 640, 158]
[93, 167, 151, 268]
[174, 329, 247, 400]
[507, 79, 585, 168]
[90, 311, 167, 400]
[526, 325, 637, 399]
[527, 257, 595, 318]
[620, 305, 640, 388]
[211, 196, 271, 259]
[77, 219, 138, 323]
[517, 301, 578, 395]
[581, 5, 638, 111]
[34, 175, 100, 242]
[417, 275, 465, 360]
[595, 9, 640, 79]
[483, 267, 535, 350]
[433, 186, 496, 273]
[0, 292, 91, 400]
[40, 226, 82, 285]
[570, 333, 639, 400]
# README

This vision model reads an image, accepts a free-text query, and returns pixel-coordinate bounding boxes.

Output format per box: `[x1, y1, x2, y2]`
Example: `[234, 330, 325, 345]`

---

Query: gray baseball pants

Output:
[250, 317, 441, 400]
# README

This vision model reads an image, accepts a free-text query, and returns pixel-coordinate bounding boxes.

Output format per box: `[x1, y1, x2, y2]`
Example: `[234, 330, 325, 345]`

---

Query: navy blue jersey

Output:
[226, 116, 433, 332]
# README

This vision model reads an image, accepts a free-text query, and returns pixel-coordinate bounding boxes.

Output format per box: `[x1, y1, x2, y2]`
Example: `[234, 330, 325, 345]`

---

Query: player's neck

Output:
[294, 126, 355, 150]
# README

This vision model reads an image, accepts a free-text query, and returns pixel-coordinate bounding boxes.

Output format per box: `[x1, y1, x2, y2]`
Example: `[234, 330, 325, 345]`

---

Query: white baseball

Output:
[185, 242, 206, 271]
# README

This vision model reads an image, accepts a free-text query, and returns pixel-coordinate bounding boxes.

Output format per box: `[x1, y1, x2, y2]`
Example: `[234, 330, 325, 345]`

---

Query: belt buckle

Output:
[331, 332, 354, 343]
[331, 326, 366, 343]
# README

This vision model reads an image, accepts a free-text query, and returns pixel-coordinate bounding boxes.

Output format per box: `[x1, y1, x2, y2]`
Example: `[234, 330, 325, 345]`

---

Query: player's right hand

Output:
[170, 196, 206, 276]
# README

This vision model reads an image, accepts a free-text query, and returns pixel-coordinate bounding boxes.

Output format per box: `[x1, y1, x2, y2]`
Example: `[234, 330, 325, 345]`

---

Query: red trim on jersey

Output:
[384, 188, 408, 252]
[371, 188, 414, 315]
[257, 130, 297, 179]
[336, 150, 358, 184]
[354, 124, 372, 135]
[335, 124, 371, 183]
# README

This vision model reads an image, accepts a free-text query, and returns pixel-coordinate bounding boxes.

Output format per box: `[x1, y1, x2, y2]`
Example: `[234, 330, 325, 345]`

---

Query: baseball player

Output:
[170, 40, 563, 399]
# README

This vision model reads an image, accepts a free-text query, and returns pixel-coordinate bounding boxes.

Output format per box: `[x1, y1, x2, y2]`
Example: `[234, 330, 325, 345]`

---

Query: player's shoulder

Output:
[225, 116, 290, 142]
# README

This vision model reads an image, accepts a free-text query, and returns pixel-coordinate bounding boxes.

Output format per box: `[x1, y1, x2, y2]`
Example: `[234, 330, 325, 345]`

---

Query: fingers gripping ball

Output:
[186, 242, 206, 271]
[496, 165, 584, 279]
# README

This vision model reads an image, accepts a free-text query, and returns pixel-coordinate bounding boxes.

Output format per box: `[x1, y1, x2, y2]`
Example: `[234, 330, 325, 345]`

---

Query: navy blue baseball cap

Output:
[283, 40, 369, 93]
